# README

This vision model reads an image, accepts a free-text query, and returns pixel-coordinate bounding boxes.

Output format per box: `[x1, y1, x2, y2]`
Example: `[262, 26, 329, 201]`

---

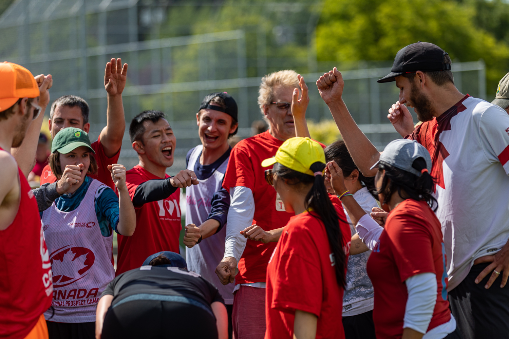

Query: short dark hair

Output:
[198, 95, 238, 138]
[129, 110, 166, 143]
[403, 54, 454, 86]
[49, 151, 98, 178]
[149, 254, 173, 266]
[0, 98, 34, 121]
[324, 140, 378, 200]
[50, 95, 90, 124]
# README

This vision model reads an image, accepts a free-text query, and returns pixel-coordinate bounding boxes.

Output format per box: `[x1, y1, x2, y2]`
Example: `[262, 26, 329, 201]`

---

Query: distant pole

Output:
[237, 31, 248, 128]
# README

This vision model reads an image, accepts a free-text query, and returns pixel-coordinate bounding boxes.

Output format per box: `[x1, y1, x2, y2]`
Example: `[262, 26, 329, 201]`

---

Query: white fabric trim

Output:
[355, 214, 383, 250]
[223, 186, 254, 263]
[404, 273, 437, 334]
[233, 282, 266, 293]
[423, 314, 456, 339]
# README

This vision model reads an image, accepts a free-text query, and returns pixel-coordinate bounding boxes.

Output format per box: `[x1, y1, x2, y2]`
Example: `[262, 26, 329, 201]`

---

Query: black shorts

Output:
[449, 262, 509, 339]
[46, 321, 95, 339]
[342, 310, 377, 339]
[101, 300, 218, 339]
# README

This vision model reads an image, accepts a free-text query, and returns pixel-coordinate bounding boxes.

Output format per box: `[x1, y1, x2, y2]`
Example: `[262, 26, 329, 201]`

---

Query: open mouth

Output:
[285, 120, 295, 126]
[204, 134, 219, 143]
[162, 146, 173, 158]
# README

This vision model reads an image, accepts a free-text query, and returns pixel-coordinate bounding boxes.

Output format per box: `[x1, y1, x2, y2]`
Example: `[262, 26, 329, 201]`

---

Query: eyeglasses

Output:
[265, 169, 274, 186]
[270, 102, 291, 111]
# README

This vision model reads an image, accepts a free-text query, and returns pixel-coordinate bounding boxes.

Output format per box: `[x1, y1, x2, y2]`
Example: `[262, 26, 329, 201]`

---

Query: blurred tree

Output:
[315, 0, 509, 93]
[0, 0, 15, 17]
[308, 119, 341, 145]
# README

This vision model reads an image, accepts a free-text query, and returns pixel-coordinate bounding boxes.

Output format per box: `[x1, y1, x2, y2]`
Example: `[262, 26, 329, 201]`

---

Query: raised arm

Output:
[293, 74, 311, 138]
[12, 74, 52, 177]
[317, 68, 380, 177]
[100, 58, 128, 157]
[109, 164, 136, 236]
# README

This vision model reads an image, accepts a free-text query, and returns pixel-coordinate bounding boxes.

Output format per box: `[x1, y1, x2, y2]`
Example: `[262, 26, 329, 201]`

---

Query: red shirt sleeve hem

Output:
[271, 301, 321, 317]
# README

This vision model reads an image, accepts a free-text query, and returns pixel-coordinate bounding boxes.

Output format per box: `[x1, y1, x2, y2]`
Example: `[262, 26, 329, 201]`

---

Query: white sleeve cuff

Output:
[356, 214, 383, 250]
[404, 273, 437, 334]
[223, 186, 255, 263]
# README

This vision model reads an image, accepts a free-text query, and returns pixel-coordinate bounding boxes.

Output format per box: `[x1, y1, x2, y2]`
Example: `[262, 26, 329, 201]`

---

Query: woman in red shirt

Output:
[261, 137, 351, 339]
[327, 139, 459, 339]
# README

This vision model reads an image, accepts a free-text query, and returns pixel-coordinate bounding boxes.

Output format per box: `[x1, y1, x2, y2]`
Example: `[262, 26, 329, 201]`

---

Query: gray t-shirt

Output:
[342, 187, 379, 316]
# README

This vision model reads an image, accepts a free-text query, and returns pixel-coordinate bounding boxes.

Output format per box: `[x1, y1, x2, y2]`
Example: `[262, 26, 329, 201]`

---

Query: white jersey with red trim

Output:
[428, 96, 509, 290]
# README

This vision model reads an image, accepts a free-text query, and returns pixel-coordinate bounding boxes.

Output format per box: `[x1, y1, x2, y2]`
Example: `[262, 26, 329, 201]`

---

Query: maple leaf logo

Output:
[50, 246, 95, 288]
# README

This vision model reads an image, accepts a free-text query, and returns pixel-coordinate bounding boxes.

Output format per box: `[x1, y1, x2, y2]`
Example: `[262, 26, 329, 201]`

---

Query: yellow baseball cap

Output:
[261, 137, 325, 176]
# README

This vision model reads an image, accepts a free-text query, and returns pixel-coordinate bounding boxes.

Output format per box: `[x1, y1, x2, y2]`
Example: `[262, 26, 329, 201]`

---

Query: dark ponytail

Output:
[274, 162, 347, 288]
[324, 140, 378, 200]
[377, 157, 438, 211]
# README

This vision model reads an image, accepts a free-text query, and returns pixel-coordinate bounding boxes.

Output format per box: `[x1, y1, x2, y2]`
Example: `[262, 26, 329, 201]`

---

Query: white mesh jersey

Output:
[42, 179, 114, 323]
[408, 95, 509, 290]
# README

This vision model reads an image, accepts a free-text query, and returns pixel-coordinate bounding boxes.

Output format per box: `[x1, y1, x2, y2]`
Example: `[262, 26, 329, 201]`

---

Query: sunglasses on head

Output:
[270, 101, 291, 111]
[265, 169, 274, 186]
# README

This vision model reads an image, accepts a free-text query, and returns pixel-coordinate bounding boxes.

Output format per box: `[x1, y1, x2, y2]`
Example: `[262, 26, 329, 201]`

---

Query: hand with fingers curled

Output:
[291, 74, 310, 121]
[215, 257, 237, 285]
[34, 74, 53, 108]
[108, 164, 128, 192]
[387, 101, 415, 137]
[56, 165, 83, 195]
[474, 242, 509, 289]
[240, 225, 273, 244]
[170, 169, 199, 188]
[183, 224, 202, 248]
[104, 58, 128, 97]
[325, 161, 347, 196]
[316, 67, 345, 105]
[370, 207, 388, 227]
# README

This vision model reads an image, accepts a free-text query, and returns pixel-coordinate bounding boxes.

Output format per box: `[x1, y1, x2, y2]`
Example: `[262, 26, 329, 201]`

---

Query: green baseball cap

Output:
[51, 127, 95, 154]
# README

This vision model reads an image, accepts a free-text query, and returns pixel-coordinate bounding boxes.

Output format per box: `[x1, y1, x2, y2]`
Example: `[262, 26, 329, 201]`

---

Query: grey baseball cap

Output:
[492, 73, 509, 109]
[370, 139, 432, 177]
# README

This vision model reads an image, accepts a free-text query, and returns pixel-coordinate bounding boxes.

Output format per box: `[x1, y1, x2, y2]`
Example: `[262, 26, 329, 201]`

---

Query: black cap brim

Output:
[377, 71, 404, 83]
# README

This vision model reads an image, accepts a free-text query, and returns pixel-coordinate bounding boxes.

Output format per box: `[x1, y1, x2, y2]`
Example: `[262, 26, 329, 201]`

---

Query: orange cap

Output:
[0, 62, 39, 111]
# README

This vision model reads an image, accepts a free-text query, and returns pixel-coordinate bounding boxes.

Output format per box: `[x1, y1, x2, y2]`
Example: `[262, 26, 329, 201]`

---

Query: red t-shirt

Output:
[222, 131, 293, 284]
[366, 199, 451, 339]
[40, 136, 120, 190]
[0, 160, 53, 339]
[116, 165, 181, 275]
[265, 208, 351, 339]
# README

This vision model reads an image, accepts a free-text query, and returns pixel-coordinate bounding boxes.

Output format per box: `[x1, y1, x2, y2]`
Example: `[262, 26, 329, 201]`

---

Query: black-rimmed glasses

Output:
[270, 101, 291, 111]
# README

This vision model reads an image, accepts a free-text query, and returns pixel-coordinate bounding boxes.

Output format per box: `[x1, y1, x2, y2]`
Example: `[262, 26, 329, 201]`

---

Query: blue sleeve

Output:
[95, 186, 120, 237]
[207, 187, 230, 233]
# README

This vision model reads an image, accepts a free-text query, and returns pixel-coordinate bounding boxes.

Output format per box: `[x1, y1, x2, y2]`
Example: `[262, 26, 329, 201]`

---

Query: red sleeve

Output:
[271, 230, 323, 316]
[91, 137, 121, 185]
[405, 123, 422, 143]
[222, 144, 255, 192]
[39, 165, 57, 185]
[388, 212, 436, 282]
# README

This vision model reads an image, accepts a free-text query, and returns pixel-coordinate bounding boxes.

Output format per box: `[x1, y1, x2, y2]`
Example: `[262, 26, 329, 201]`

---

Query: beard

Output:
[12, 108, 31, 148]
[410, 82, 435, 122]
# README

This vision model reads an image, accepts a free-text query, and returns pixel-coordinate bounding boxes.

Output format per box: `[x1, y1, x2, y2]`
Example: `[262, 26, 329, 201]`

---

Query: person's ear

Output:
[262, 105, 270, 117]
[350, 169, 359, 183]
[229, 121, 238, 135]
[18, 98, 28, 117]
[196, 112, 200, 126]
[83, 122, 90, 133]
[415, 71, 426, 87]
[132, 140, 145, 154]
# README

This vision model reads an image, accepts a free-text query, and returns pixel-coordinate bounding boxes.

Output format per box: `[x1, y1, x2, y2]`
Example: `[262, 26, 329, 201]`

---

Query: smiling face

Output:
[395, 74, 435, 122]
[264, 86, 298, 141]
[59, 146, 91, 184]
[50, 105, 90, 138]
[136, 118, 176, 169]
[197, 109, 237, 151]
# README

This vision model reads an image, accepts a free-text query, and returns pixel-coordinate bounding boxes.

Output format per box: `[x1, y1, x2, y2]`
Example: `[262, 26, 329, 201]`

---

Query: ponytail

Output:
[307, 162, 347, 288]
[273, 162, 347, 288]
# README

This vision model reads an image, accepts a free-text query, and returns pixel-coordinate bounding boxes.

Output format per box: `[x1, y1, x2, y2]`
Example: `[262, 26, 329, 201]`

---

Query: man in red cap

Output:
[0, 62, 54, 339]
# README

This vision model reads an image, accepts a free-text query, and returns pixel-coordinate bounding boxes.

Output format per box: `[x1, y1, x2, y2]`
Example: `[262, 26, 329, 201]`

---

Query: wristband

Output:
[197, 235, 203, 244]
[337, 190, 351, 199]
[340, 193, 353, 199]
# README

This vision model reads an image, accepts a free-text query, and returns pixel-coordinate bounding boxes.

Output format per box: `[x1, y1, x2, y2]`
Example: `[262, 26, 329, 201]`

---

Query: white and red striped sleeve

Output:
[480, 105, 509, 175]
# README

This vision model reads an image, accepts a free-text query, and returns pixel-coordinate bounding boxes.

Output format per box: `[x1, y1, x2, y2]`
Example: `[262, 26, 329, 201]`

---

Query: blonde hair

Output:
[258, 70, 299, 113]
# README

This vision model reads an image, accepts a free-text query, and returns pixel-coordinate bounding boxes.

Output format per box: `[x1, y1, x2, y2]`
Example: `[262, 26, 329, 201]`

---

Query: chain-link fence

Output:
[0, 0, 486, 174]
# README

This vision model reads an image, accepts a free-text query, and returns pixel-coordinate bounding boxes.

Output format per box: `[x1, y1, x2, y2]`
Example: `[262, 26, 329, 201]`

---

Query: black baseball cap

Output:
[378, 42, 451, 83]
[199, 92, 238, 122]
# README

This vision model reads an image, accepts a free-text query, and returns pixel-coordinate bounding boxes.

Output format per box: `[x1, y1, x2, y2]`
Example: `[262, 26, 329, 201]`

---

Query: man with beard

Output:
[313, 42, 509, 339]
[0, 62, 54, 339]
